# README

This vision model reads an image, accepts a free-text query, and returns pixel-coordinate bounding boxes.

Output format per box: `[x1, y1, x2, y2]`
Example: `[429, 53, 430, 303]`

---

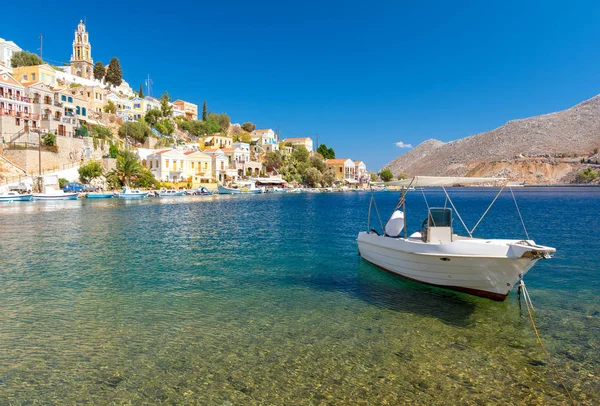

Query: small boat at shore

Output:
[0, 191, 33, 202]
[158, 189, 185, 197]
[218, 181, 265, 195]
[115, 187, 148, 199]
[86, 192, 115, 199]
[33, 190, 79, 201]
[357, 176, 556, 301]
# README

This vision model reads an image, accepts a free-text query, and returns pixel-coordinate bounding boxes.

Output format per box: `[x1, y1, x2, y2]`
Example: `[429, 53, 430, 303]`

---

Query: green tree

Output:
[133, 167, 158, 188]
[155, 119, 174, 136]
[78, 160, 104, 184]
[111, 150, 143, 186]
[379, 169, 393, 182]
[397, 173, 408, 180]
[91, 125, 113, 139]
[58, 178, 69, 188]
[322, 171, 336, 186]
[103, 100, 117, 114]
[75, 126, 88, 137]
[108, 142, 119, 158]
[369, 172, 378, 182]
[10, 51, 42, 68]
[93, 61, 105, 81]
[105, 57, 123, 88]
[241, 122, 256, 132]
[240, 132, 253, 144]
[317, 144, 335, 159]
[138, 83, 144, 98]
[303, 167, 323, 187]
[144, 108, 162, 126]
[41, 132, 56, 146]
[264, 151, 284, 171]
[309, 155, 325, 172]
[209, 112, 230, 132]
[291, 146, 310, 163]
[160, 92, 173, 117]
[576, 167, 599, 183]
[118, 121, 151, 144]
[202, 101, 207, 121]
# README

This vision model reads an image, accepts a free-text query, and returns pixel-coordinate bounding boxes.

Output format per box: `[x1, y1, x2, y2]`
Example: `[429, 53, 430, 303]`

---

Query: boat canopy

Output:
[385, 176, 506, 187]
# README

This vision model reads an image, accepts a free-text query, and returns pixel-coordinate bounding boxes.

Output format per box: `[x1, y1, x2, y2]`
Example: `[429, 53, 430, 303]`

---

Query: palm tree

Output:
[111, 150, 143, 186]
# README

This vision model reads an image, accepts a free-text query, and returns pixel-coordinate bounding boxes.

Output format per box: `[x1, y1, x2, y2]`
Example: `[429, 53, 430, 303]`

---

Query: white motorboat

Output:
[356, 176, 556, 301]
[218, 181, 265, 195]
[158, 189, 185, 197]
[33, 188, 79, 201]
[115, 187, 148, 199]
[0, 191, 33, 202]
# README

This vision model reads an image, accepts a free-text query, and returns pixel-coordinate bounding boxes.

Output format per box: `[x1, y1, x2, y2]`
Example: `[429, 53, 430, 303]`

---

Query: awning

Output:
[345, 178, 358, 184]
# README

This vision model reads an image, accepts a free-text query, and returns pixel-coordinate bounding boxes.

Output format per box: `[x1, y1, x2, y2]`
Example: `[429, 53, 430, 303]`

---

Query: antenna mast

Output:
[145, 74, 153, 97]
[38, 34, 43, 60]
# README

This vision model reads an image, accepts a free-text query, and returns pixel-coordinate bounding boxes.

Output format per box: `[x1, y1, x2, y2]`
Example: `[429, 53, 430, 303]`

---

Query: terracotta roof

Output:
[0, 73, 23, 87]
[221, 148, 237, 152]
[326, 158, 352, 164]
[254, 129, 271, 133]
[183, 151, 194, 155]
[354, 161, 365, 165]
[283, 137, 309, 141]
[155, 149, 172, 155]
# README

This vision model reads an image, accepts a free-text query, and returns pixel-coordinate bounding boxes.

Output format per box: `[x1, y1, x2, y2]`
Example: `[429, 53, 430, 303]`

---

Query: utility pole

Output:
[316, 133, 319, 150]
[38, 34, 43, 60]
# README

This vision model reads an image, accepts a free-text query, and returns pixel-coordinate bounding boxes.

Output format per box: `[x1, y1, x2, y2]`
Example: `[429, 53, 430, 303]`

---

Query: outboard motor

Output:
[385, 210, 404, 237]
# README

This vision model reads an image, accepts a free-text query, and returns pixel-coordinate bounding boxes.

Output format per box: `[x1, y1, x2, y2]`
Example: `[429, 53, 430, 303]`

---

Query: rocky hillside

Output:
[386, 95, 600, 183]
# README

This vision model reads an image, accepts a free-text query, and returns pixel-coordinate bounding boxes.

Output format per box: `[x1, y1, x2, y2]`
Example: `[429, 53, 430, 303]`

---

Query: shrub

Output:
[379, 169, 393, 182]
[576, 167, 599, 183]
[42, 132, 56, 146]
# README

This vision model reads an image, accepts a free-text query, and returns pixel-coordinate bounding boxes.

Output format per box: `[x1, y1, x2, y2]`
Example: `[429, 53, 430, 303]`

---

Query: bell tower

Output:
[70, 20, 93, 79]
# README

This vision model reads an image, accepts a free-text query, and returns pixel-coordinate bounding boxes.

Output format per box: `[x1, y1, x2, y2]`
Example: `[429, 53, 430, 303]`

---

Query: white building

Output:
[283, 137, 314, 152]
[0, 38, 22, 71]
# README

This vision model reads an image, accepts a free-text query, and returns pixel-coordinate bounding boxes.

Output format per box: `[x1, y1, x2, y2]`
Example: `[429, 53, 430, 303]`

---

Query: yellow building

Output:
[70, 20, 94, 79]
[13, 64, 57, 87]
[325, 158, 356, 183]
[184, 151, 213, 185]
[173, 100, 198, 120]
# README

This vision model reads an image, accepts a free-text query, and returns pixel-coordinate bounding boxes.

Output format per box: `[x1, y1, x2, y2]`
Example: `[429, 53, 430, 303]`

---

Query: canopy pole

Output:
[442, 186, 472, 237]
[470, 182, 508, 235]
[403, 189, 407, 239]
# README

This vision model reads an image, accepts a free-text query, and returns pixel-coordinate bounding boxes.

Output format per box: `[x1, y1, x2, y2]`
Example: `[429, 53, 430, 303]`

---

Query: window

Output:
[82, 108, 86, 116]
[166, 160, 169, 168]
[150, 160, 153, 168]
[23, 74, 28, 80]
[61, 95, 66, 101]
[339, 167, 342, 173]
[87, 92, 91, 97]
[41, 73, 45, 81]
[32, 73, 36, 80]
[191, 162, 195, 169]
[134, 103, 141, 108]
[15, 118, 20, 125]
[68, 97, 73, 103]
[76, 106, 80, 115]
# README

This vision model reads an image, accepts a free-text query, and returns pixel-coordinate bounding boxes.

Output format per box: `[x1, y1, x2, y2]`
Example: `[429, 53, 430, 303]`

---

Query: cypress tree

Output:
[105, 57, 123, 88]
[93, 61, 105, 81]
[139, 84, 144, 98]
[202, 101, 207, 121]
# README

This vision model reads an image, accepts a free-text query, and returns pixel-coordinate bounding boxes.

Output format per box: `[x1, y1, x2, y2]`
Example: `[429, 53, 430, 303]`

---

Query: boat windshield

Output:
[428, 208, 452, 227]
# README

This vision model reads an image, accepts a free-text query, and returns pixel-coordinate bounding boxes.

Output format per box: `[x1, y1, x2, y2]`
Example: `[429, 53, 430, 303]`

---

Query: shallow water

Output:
[1, 189, 599, 404]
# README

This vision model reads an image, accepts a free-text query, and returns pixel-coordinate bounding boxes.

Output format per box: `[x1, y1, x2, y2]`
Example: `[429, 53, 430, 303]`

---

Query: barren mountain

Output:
[386, 95, 600, 183]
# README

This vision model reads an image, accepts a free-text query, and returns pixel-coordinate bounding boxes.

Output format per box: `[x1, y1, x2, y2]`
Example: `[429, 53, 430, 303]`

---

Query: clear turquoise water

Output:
[1, 189, 599, 404]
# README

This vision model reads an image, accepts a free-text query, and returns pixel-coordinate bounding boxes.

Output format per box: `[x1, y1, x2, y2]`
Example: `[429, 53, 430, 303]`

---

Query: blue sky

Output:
[3, 1, 600, 169]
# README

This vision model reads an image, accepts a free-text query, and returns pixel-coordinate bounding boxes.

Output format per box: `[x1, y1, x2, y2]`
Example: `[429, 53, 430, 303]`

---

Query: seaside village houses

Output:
[0, 21, 368, 187]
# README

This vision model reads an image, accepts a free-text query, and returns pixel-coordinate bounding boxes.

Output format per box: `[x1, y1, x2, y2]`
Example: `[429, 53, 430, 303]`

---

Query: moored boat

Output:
[0, 191, 33, 202]
[86, 192, 115, 199]
[33, 190, 79, 200]
[158, 189, 185, 197]
[356, 176, 556, 301]
[115, 187, 148, 199]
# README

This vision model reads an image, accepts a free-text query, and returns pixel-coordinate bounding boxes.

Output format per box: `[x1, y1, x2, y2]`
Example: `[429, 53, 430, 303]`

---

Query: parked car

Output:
[82, 184, 98, 192]
[62, 182, 84, 192]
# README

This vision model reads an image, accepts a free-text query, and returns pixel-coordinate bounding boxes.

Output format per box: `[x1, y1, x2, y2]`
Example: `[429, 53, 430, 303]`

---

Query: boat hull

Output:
[86, 193, 114, 199]
[217, 185, 241, 194]
[33, 193, 79, 201]
[0, 194, 33, 202]
[357, 232, 541, 301]
[116, 193, 148, 199]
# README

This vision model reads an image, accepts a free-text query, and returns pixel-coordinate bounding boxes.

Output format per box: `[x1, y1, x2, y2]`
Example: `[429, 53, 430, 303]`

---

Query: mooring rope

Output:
[510, 187, 530, 240]
[520, 281, 576, 405]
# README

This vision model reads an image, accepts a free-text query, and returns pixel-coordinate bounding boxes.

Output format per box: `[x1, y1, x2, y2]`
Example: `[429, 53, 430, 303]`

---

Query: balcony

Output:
[30, 113, 40, 120]
[54, 101, 63, 107]
[18, 111, 28, 118]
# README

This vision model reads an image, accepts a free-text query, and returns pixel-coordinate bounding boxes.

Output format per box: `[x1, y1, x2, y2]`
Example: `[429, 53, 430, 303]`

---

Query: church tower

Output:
[70, 20, 93, 79]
